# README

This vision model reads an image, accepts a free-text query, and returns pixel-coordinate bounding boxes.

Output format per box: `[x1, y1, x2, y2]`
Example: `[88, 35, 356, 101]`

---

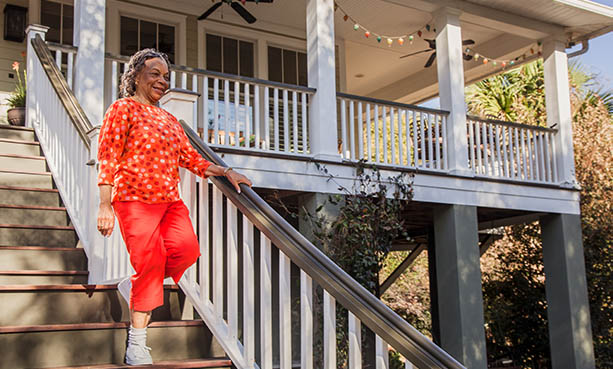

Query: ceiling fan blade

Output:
[198, 2, 223, 20]
[231, 2, 257, 23]
[400, 48, 433, 59]
[424, 38, 436, 50]
[462, 39, 475, 45]
[424, 52, 437, 68]
[463, 53, 473, 61]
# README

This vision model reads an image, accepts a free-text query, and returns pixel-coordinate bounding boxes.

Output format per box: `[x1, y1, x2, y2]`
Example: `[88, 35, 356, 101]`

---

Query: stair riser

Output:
[0, 156, 47, 172]
[0, 128, 35, 141]
[0, 325, 224, 368]
[0, 171, 53, 189]
[0, 207, 69, 226]
[0, 249, 86, 270]
[0, 188, 62, 207]
[0, 274, 88, 284]
[0, 141, 41, 156]
[0, 228, 78, 247]
[0, 289, 186, 326]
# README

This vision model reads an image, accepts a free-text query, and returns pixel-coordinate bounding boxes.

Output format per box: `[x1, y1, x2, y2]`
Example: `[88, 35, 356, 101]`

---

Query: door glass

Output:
[239, 41, 254, 77]
[206, 34, 222, 72]
[158, 24, 175, 63]
[41, 0, 61, 44]
[268, 46, 282, 83]
[140, 20, 157, 50]
[120, 16, 139, 56]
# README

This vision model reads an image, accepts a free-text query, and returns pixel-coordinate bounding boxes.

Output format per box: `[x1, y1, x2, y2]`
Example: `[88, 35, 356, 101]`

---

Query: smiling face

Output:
[134, 57, 170, 105]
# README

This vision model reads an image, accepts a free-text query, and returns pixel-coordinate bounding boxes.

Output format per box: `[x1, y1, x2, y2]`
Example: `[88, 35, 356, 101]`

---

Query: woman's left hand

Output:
[226, 170, 252, 194]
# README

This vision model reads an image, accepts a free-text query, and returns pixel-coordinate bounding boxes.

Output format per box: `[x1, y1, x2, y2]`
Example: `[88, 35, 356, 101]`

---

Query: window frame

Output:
[204, 32, 256, 78]
[40, 0, 74, 45]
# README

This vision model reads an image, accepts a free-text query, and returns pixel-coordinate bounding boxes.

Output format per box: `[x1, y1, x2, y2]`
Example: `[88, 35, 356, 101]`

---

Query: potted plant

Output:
[6, 61, 26, 126]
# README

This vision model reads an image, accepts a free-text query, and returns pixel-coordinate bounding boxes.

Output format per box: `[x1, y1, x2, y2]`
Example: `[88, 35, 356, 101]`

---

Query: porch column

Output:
[306, 0, 340, 161]
[433, 8, 471, 176]
[543, 40, 577, 188]
[432, 204, 487, 369]
[73, 0, 106, 126]
[540, 214, 595, 369]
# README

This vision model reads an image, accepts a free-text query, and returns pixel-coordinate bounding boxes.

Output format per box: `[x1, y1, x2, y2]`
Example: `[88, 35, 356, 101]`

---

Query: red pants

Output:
[113, 200, 200, 311]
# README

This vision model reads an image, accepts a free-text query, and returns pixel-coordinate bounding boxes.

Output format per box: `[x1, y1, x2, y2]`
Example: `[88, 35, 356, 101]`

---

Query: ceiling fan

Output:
[400, 38, 475, 68]
[198, 0, 274, 24]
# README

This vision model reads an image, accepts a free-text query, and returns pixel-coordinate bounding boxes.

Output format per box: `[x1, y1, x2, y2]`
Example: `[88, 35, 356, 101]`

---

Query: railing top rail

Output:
[45, 41, 78, 53]
[32, 35, 93, 148]
[179, 120, 465, 369]
[105, 53, 317, 94]
[466, 115, 557, 133]
[337, 92, 450, 116]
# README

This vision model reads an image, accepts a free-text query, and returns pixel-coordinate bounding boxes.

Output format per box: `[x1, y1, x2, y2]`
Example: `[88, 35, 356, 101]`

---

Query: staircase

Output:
[0, 124, 232, 368]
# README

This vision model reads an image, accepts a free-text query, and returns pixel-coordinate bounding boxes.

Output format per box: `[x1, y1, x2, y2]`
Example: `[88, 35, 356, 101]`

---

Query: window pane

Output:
[62, 5, 74, 46]
[298, 52, 308, 87]
[223, 37, 238, 75]
[120, 16, 139, 56]
[206, 34, 222, 72]
[140, 20, 157, 50]
[268, 47, 282, 83]
[283, 49, 297, 85]
[239, 41, 254, 77]
[158, 24, 175, 64]
[41, 0, 61, 44]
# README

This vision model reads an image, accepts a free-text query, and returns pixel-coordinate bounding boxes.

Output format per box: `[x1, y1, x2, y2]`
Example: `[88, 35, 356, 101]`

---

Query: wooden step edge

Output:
[0, 169, 52, 176]
[0, 153, 46, 160]
[0, 203, 67, 211]
[0, 320, 204, 334]
[44, 358, 233, 369]
[0, 124, 34, 131]
[0, 223, 74, 230]
[0, 284, 179, 292]
[0, 185, 58, 193]
[0, 270, 89, 276]
[0, 246, 84, 252]
[0, 137, 39, 145]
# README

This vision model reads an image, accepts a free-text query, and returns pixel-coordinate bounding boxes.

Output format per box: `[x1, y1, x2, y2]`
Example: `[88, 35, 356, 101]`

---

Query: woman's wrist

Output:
[223, 167, 233, 176]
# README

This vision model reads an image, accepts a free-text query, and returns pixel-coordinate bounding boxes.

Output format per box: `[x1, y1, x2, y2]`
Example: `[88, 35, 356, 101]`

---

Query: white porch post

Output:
[73, 0, 106, 126]
[543, 39, 577, 188]
[25, 25, 49, 129]
[434, 8, 471, 176]
[306, 0, 340, 161]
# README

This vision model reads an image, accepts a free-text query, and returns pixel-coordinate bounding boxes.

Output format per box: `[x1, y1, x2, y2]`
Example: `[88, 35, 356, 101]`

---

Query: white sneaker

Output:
[125, 342, 153, 365]
[117, 276, 131, 305]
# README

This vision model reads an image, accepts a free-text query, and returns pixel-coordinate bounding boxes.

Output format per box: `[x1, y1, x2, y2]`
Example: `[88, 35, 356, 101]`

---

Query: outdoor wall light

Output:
[3, 4, 27, 43]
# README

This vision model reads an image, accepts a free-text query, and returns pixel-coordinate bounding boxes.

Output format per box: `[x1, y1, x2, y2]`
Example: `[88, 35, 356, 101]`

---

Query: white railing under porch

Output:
[46, 42, 77, 91]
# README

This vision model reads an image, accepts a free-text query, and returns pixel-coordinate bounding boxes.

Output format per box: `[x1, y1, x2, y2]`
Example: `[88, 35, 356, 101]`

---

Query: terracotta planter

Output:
[7, 107, 26, 126]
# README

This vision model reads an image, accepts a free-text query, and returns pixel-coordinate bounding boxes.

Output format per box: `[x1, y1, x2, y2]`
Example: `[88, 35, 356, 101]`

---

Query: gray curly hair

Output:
[119, 49, 171, 98]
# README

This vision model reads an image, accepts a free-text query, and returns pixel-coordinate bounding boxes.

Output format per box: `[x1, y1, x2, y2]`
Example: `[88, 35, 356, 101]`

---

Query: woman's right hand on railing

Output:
[97, 185, 115, 237]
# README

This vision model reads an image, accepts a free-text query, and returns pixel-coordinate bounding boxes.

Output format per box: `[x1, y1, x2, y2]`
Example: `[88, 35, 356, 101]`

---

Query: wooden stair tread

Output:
[0, 270, 88, 276]
[0, 138, 39, 145]
[0, 284, 179, 292]
[45, 358, 233, 368]
[0, 185, 59, 192]
[0, 153, 46, 160]
[0, 203, 67, 211]
[0, 246, 82, 251]
[0, 124, 34, 132]
[0, 223, 74, 230]
[0, 320, 204, 333]
[0, 169, 51, 176]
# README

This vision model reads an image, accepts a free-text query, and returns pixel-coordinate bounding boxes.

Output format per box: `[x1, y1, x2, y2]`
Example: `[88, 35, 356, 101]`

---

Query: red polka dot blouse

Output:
[97, 97, 212, 203]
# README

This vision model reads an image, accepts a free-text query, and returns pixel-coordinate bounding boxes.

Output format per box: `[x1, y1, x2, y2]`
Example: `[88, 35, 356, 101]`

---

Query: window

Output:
[206, 34, 254, 77]
[40, 0, 73, 45]
[268, 46, 307, 87]
[120, 16, 175, 63]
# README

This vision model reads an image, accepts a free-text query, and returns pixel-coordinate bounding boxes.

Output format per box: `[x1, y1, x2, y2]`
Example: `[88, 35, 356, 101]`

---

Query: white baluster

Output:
[283, 89, 289, 152]
[427, 114, 434, 169]
[279, 250, 292, 369]
[550, 131, 559, 183]
[245, 83, 251, 149]
[181, 72, 187, 89]
[291, 91, 298, 153]
[224, 80, 231, 146]
[502, 126, 509, 177]
[495, 125, 503, 176]
[399, 110, 406, 166]
[382, 106, 388, 164]
[202, 76, 209, 141]
[67, 52, 74, 89]
[358, 102, 364, 160]
[260, 235, 273, 369]
[366, 104, 372, 161]
[487, 123, 495, 176]
[475, 121, 483, 175]
[435, 114, 441, 170]
[301, 92, 308, 154]
[212, 187, 223, 317]
[227, 202, 239, 338]
[323, 290, 336, 369]
[300, 271, 313, 369]
[340, 99, 347, 158]
[274, 88, 279, 151]
[538, 132, 546, 182]
[254, 85, 260, 149]
[55, 49, 61, 69]
[374, 105, 380, 163]
[234, 81, 240, 148]
[111, 60, 118, 103]
[526, 130, 534, 180]
[242, 217, 255, 367]
[213, 78, 219, 145]
[348, 312, 362, 369]
[264, 87, 270, 150]
[170, 70, 176, 88]
[482, 121, 489, 176]
[198, 179, 210, 303]
[419, 112, 426, 168]
[412, 111, 418, 167]
[376, 336, 389, 369]
[350, 100, 356, 160]
[544, 131, 552, 182]
[390, 107, 396, 164]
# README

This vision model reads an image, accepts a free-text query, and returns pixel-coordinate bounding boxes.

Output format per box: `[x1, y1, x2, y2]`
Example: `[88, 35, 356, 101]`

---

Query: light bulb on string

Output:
[364, 31, 370, 38]
[398, 38, 404, 46]
[353, 24, 359, 31]
[387, 38, 393, 46]
[377, 36, 382, 43]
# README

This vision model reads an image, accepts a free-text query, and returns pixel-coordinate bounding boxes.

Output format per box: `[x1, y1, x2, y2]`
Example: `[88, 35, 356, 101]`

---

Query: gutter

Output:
[567, 40, 589, 58]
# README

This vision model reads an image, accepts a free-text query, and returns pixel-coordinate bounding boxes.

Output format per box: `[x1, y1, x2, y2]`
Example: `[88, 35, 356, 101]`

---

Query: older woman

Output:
[96, 49, 251, 366]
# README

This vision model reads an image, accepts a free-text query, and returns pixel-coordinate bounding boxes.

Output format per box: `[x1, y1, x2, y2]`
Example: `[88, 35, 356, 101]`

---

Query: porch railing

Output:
[46, 42, 77, 90]
[466, 116, 559, 184]
[337, 93, 449, 172]
[104, 54, 315, 155]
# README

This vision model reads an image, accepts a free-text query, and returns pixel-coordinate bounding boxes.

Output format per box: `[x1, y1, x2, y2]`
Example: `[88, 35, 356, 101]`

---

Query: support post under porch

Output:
[73, 0, 106, 126]
[432, 204, 487, 369]
[540, 213, 595, 369]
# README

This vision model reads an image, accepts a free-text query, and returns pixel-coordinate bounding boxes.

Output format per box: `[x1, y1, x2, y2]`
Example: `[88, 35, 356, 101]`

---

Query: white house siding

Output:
[0, 0, 28, 123]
